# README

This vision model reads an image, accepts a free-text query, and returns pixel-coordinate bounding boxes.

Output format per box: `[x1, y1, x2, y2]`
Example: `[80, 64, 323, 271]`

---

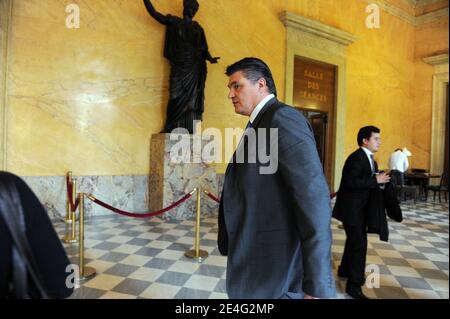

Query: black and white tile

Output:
[54, 197, 448, 299]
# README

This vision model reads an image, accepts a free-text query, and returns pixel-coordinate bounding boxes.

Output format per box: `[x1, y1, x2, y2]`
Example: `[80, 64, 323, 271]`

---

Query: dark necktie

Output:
[240, 121, 253, 150]
[370, 154, 376, 175]
[232, 121, 253, 164]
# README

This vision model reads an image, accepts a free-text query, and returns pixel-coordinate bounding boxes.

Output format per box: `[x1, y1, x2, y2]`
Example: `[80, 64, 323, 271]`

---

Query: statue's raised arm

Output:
[143, 0, 169, 25]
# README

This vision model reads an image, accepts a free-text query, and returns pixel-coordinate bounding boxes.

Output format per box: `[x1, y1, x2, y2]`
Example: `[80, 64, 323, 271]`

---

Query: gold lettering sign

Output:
[304, 70, 324, 81]
[294, 57, 336, 112]
[299, 90, 328, 102]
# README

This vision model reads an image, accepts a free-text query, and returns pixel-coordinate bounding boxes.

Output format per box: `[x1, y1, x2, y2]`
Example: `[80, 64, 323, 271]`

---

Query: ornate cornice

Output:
[368, 0, 448, 26]
[403, 0, 446, 8]
[423, 53, 449, 65]
[416, 7, 449, 25]
[279, 11, 357, 46]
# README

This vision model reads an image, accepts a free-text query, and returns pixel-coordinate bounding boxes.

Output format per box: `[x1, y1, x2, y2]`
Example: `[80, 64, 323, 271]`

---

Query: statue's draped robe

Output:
[163, 15, 209, 134]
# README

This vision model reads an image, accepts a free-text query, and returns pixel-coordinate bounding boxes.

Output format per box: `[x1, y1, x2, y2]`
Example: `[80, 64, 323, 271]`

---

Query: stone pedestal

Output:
[149, 133, 218, 219]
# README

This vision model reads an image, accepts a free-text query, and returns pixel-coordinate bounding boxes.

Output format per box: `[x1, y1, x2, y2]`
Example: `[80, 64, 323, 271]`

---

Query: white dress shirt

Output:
[388, 150, 409, 173]
[234, 94, 275, 162]
[361, 146, 375, 173]
[249, 94, 275, 124]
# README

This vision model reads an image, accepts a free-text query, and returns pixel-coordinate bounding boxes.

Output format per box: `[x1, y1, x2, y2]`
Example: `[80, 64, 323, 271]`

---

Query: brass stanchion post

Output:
[78, 192, 96, 281]
[185, 187, 208, 262]
[63, 179, 77, 244]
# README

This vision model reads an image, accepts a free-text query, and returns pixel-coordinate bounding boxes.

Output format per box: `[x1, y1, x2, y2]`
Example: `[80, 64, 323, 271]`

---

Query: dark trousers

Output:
[339, 223, 368, 286]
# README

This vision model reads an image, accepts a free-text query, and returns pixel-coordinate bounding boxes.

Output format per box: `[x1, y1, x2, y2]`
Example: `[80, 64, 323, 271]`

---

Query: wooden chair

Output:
[428, 173, 449, 203]
[391, 170, 418, 203]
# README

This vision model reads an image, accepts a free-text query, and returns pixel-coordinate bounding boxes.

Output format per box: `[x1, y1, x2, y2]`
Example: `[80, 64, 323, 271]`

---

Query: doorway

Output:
[293, 56, 336, 187]
[298, 110, 328, 172]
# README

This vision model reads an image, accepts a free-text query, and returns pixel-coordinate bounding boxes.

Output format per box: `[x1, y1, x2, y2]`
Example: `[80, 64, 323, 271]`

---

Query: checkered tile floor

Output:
[54, 198, 449, 299]
[333, 199, 449, 299]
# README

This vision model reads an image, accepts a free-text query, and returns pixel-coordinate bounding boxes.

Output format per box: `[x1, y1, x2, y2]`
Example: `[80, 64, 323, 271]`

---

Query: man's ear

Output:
[362, 138, 369, 146]
[258, 78, 267, 90]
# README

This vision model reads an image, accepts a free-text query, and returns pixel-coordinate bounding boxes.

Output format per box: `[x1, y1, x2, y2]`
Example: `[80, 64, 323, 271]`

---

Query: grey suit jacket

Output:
[218, 98, 336, 299]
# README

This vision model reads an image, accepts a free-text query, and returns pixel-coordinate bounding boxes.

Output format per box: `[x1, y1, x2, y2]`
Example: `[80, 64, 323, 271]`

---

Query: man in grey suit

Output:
[218, 57, 336, 299]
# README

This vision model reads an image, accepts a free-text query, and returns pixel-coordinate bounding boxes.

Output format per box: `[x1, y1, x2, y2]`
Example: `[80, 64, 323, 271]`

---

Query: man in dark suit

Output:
[218, 57, 335, 299]
[332, 126, 391, 299]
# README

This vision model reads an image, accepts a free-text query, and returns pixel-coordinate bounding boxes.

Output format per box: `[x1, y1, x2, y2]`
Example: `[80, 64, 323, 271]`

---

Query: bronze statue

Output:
[143, 0, 220, 134]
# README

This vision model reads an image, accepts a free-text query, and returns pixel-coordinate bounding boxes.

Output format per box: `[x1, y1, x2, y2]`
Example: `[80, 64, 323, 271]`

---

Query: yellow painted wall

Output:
[339, 1, 417, 170]
[2, 0, 448, 176]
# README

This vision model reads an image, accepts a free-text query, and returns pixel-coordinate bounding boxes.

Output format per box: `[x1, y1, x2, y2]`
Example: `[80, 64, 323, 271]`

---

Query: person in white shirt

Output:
[388, 148, 411, 173]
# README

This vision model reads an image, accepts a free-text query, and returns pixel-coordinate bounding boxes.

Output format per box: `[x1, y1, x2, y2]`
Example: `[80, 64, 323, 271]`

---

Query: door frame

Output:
[424, 54, 449, 180]
[280, 12, 356, 191]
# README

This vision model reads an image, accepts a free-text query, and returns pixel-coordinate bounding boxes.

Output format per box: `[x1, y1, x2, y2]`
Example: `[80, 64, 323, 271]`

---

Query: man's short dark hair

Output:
[357, 125, 380, 146]
[225, 57, 277, 96]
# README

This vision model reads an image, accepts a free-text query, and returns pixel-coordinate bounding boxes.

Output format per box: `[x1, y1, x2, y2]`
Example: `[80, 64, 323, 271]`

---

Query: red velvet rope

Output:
[66, 175, 78, 212]
[203, 190, 220, 203]
[66, 174, 72, 203]
[86, 192, 194, 218]
[72, 197, 80, 212]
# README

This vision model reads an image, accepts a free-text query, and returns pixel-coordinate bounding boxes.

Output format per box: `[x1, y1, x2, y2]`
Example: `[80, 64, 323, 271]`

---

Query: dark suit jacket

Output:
[384, 182, 403, 223]
[332, 148, 380, 226]
[366, 186, 388, 241]
[218, 98, 335, 299]
[333, 148, 402, 241]
[366, 182, 403, 241]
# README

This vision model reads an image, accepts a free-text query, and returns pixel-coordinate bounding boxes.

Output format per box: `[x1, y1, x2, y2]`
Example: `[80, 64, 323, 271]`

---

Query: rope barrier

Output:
[203, 189, 220, 203]
[66, 174, 79, 212]
[86, 189, 196, 218]
[63, 172, 78, 242]
[71, 197, 80, 213]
